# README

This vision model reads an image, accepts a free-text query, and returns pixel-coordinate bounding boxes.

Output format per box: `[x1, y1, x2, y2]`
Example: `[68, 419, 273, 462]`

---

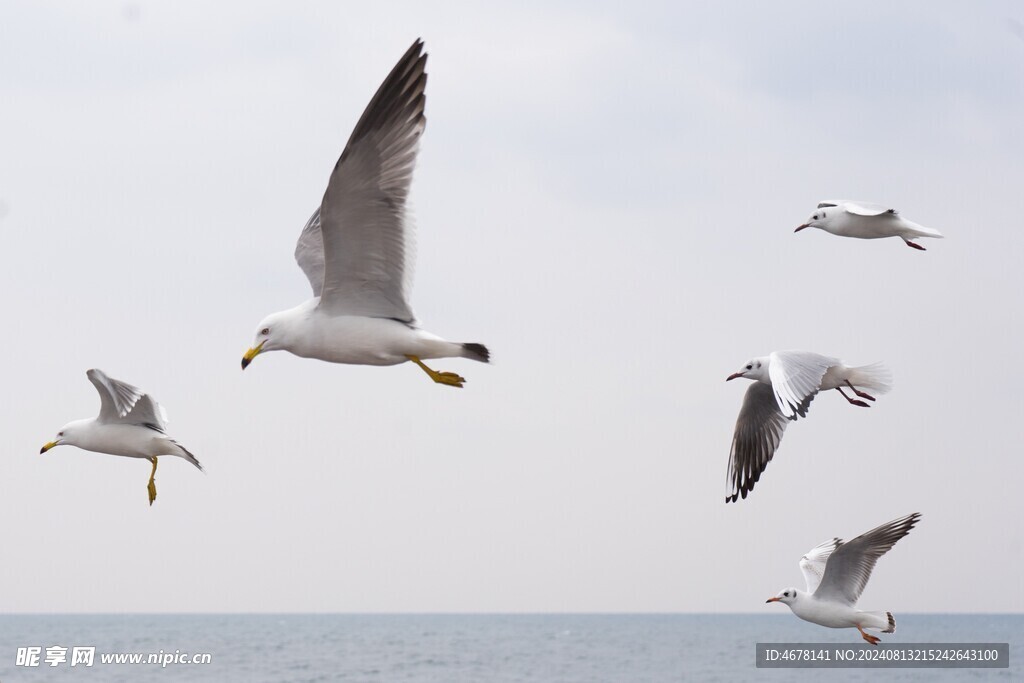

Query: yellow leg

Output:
[147, 457, 158, 506]
[406, 355, 466, 388]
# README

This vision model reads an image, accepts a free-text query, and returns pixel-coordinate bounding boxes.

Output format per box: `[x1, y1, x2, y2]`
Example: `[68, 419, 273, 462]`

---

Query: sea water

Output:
[0, 614, 1019, 682]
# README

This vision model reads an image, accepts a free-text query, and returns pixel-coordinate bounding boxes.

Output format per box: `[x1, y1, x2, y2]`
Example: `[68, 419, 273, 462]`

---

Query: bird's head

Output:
[39, 419, 89, 454]
[795, 207, 833, 233]
[766, 588, 799, 605]
[242, 312, 289, 370]
[727, 357, 766, 382]
[242, 303, 316, 369]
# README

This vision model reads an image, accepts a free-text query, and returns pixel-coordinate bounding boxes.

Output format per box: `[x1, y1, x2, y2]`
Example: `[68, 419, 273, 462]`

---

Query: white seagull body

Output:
[767, 513, 921, 644]
[242, 40, 489, 387]
[795, 200, 943, 250]
[40, 369, 202, 505]
[725, 351, 892, 502]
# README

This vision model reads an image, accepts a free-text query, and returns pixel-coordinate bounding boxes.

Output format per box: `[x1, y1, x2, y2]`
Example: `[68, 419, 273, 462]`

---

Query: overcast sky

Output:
[1, 0, 1022, 614]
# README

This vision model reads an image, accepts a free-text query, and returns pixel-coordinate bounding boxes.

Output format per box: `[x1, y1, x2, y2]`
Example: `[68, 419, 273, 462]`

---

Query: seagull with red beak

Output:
[724, 351, 892, 502]
[795, 200, 943, 250]
[765, 513, 921, 645]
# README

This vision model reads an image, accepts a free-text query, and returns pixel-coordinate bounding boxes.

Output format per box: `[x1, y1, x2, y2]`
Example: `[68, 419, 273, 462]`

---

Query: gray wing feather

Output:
[813, 513, 921, 605]
[316, 39, 426, 322]
[294, 209, 325, 296]
[88, 369, 144, 421]
[726, 382, 799, 502]
[87, 369, 168, 429]
[126, 395, 169, 431]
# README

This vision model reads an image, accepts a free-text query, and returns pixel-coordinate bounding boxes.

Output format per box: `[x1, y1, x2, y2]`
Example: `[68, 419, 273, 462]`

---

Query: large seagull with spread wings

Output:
[242, 40, 489, 387]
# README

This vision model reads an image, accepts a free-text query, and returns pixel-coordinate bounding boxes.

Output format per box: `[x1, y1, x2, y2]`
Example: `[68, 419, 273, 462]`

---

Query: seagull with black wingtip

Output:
[40, 369, 202, 505]
[766, 513, 921, 645]
[724, 351, 892, 502]
[242, 40, 490, 387]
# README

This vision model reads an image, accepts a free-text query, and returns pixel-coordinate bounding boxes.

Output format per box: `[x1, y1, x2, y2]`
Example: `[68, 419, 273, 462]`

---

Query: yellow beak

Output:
[40, 441, 58, 454]
[241, 341, 265, 370]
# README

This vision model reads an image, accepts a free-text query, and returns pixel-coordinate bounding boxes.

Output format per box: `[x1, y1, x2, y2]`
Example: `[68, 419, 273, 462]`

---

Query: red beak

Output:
[765, 597, 781, 603]
[794, 223, 809, 232]
[726, 372, 744, 381]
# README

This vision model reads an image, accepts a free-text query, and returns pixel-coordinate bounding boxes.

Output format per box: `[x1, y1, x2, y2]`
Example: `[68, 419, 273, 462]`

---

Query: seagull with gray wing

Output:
[795, 200, 943, 250]
[40, 369, 202, 505]
[766, 513, 921, 644]
[725, 351, 892, 503]
[242, 39, 489, 387]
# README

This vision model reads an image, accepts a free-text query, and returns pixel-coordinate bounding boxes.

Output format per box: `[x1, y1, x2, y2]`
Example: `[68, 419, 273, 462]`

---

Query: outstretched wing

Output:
[316, 39, 426, 323]
[768, 351, 837, 419]
[819, 199, 896, 217]
[88, 369, 145, 421]
[294, 208, 325, 296]
[726, 382, 803, 502]
[87, 369, 168, 430]
[814, 513, 921, 606]
[800, 537, 842, 594]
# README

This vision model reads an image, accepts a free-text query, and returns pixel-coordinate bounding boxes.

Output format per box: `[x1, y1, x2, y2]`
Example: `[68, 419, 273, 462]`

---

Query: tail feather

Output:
[847, 362, 892, 394]
[461, 343, 490, 364]
[860, 610, 896, 633]
[909, 224, 943, 239]
[172, 441, 204, 472]
[905, 222, 942, 240]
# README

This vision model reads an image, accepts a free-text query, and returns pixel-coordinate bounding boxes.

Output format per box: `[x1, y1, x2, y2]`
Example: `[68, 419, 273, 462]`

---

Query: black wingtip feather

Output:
[339, 39, 429, 164]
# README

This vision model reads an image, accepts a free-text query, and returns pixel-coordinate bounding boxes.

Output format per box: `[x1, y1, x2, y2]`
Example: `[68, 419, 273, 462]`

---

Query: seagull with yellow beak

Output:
[40, 369, 202, 505]
[242, 39, 490, 387]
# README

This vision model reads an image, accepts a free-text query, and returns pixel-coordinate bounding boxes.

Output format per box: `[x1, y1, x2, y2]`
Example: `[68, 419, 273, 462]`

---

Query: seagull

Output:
[766, 512, 921, 645]
[725, 351, 892, 503]
[40, 369, 202, 506]
[795, 200, 944, 250]
[241, 39, 489, 388]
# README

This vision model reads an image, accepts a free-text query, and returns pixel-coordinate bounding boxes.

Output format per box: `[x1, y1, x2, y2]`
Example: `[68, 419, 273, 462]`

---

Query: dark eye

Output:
[745, 364, 752, 370]
[261, 328, 269, 335]
[58, 431, 64, 437]
[813, 214, 818, 220]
